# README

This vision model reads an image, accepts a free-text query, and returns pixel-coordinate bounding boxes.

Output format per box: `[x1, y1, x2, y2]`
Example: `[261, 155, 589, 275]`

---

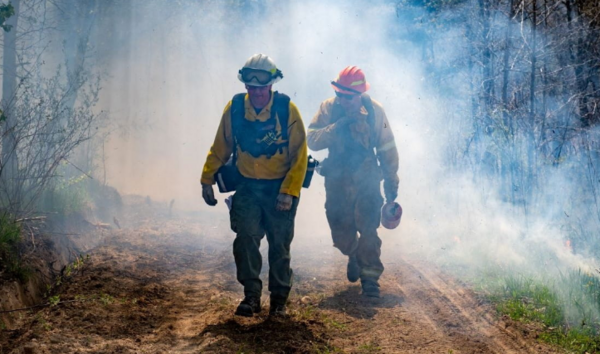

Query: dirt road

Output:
[0, 200, 560, 353]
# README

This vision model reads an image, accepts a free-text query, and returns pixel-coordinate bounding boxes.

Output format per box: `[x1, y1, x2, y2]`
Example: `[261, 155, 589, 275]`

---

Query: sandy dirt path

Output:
[0, 202, 560, 354]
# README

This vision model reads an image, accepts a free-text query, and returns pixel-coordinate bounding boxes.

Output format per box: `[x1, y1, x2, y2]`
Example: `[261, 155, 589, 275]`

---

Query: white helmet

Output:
[238, 54, 283, 86]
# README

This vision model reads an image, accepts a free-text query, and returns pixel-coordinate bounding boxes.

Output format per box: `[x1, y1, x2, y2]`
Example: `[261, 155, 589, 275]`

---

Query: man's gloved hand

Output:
[276, 193, 293, 211]
[383, 179, 398, 204]
[201, 183, 217, 206]
[333, 117, 354, 131]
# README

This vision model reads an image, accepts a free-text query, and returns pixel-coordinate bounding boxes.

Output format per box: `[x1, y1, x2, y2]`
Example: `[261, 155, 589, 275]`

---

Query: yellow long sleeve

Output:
[280, 102, 308, 196]
[201, 101, 234, 185]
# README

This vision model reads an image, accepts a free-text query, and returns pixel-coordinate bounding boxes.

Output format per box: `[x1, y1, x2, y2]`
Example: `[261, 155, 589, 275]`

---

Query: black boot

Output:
[361, 279, 380, 298]
[235, 296, 261, 317]
[347, 255, 360, 283]
[269, 297, 287, 317]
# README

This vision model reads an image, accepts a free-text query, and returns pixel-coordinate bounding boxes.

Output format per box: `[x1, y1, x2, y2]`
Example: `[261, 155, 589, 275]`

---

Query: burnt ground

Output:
[0, 197, 561, 354]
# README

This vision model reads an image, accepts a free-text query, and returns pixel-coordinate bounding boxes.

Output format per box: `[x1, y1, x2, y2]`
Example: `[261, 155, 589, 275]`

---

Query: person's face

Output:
[246, 84, 272, 110]
[335, 91, 362, 113]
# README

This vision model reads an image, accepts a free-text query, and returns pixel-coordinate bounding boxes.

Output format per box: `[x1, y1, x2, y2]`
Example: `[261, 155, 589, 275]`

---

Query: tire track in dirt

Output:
[394, 257, 554, 353]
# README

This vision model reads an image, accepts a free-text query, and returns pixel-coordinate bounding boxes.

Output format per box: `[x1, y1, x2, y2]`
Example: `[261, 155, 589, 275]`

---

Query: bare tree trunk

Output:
[63, 0, 98, 113]
[465, 18, 481, 151]
[63, 0, 98, 174]
[540, 0, 548, 145]
[525, 0, 538, 215]
[502, 0, 516, 138]
[565, 0, 591, 127]
[500, 0, 518, 205]
[480, 0, 494, 114]
[1, 0, 20, 207]
[529, 0, 537, 124]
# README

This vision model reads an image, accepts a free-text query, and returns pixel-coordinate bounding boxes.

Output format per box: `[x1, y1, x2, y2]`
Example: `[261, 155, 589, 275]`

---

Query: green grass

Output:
[99, 292, 114, 306]
[475, 269, 600, 353]
[357, 341, 381, 353]
[313, 343, 344, 354]
[324, 316, 347, 331]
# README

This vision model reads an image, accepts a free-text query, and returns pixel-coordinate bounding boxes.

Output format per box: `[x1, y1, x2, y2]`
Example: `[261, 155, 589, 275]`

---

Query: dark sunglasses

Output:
[240, 68, 281, 85]
[335, 91, 359, 100]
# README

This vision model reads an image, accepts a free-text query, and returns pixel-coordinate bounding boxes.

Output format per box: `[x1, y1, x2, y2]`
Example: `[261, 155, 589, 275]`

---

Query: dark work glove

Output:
[333, 117, 354, 132]
[202, 183, 217, 206]
[276, 193, 293, 211]
[383, 179, 398, 204]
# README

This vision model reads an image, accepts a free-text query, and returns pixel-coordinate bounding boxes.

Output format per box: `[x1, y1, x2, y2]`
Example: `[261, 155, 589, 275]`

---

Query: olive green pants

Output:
[324, 170, 384, 282]
[230, 179, 299, 302]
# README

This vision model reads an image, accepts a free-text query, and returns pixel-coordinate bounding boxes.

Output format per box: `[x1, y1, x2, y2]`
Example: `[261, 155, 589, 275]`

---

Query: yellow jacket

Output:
[307, 97, 399, 199]
[201, 92, 308, 197]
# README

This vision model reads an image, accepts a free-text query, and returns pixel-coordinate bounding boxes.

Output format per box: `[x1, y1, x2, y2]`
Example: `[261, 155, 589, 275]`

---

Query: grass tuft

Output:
[476, 268, 600, 353]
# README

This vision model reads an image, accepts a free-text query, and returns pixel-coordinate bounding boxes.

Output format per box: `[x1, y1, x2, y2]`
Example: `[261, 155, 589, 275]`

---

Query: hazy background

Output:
[0, 0, 599, 339]
[88, 0, 595, 280]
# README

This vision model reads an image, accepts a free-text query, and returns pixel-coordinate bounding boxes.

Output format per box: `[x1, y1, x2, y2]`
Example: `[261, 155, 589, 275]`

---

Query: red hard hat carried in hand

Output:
[381, 202, 402, 230]
[331, 66, 370, 95]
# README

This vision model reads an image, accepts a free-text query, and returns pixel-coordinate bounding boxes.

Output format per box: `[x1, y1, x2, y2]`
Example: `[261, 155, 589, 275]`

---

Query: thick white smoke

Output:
[99, 0, 597, 286]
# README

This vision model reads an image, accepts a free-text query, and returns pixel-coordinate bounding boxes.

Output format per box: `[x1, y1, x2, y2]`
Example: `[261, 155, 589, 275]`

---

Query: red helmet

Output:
[381, 202, 402, 230]
[331, 66, 370, 95]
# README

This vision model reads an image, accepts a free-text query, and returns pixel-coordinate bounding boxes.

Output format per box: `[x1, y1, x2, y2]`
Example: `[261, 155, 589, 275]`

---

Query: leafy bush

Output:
[0, 215, 28, 281]
[35, 165, 121, 220]
[37, 173, 90, 216]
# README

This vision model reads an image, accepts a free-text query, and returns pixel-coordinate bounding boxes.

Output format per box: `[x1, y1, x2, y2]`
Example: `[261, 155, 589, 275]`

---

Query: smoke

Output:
[95, 0, 600, 292]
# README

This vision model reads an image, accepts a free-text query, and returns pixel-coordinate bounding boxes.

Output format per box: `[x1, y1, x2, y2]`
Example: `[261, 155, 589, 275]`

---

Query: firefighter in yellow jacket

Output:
[201, 54, 308, 316]
[307, 66, 399, 298]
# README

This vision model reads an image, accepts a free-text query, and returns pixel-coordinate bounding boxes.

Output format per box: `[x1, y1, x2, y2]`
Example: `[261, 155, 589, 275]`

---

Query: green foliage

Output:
[99, 292, 114, 306]
[539, 327, 600, 353]
[37, 172, 90, 216]
[35, 162, 122, 222]
[313, 343, 344, 354]
[357, 341, 381, 353]
[324, 316, 347, 331]
[0, 215, 29, 282]
[45, 254, 90, 297]
[0, 214, 20, 246]
[478, 269, 600, 353]
[0, 3, 14, 32]
[48, 295, 60, 307]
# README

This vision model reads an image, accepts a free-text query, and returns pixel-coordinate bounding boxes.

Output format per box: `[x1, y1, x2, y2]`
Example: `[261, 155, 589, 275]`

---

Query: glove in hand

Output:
[276, 193, 293, 211]
[202, 184, 217, 206]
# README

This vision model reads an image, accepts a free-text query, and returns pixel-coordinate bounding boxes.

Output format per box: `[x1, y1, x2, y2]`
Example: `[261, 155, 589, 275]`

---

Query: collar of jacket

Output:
[244, 91, 274, 122]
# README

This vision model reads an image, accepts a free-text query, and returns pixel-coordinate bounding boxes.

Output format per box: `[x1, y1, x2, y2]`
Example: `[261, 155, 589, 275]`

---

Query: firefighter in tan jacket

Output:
[307, 66, 399, 298]
[201, 54, 308, 317]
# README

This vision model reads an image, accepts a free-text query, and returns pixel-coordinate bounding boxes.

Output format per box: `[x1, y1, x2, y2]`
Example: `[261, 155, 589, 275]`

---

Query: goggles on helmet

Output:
[331, 80, 362, 95]
[239, 68, 280, 85]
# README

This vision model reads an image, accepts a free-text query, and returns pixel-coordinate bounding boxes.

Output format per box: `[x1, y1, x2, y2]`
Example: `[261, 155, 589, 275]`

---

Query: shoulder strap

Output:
[361, 94, 375, 130]
[272, 91, 290, 141]
[361, 94, 377, 151]
[230, 93, 246, 163]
